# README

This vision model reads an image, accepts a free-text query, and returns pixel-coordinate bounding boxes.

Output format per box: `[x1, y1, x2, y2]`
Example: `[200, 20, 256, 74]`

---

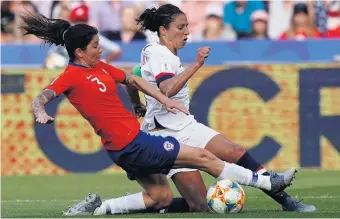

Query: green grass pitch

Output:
[2, 169, 340, 218]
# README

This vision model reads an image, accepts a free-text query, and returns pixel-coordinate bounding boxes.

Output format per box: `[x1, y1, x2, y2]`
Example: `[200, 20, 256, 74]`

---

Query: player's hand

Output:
[35, 113, 54, 124]
[133, 103, 147, 118]
[164, 99, 189, 115]
[195, 47, 210, 66]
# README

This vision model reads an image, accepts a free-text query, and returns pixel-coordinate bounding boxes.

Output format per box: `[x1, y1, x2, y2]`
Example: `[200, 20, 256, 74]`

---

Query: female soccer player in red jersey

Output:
[21, 12, 296, 216]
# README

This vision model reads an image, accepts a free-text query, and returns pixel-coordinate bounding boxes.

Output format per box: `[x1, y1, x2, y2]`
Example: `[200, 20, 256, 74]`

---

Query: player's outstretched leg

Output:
[205, 135, 316, 212]
[175, 144, 297, 194]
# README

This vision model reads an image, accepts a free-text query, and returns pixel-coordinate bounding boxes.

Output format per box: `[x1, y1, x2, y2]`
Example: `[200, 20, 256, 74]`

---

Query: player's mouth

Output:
[183, 38, 188, 44]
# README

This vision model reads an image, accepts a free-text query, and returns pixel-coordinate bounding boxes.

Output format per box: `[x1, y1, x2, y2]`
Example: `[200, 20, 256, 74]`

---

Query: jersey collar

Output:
[68, 61, 89, 68]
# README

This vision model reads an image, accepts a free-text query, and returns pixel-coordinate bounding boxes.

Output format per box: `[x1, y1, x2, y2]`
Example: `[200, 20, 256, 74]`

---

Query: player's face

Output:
[166, 13, 189, 49]
[82, 35, 102, 67]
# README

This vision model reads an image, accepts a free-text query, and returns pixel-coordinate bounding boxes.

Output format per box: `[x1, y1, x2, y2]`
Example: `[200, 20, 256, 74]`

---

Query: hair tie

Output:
[62, 27, 70, 41]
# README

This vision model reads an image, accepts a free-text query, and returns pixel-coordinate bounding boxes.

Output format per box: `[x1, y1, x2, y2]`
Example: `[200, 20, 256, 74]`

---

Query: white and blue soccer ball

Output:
[206, 179, 245, 214]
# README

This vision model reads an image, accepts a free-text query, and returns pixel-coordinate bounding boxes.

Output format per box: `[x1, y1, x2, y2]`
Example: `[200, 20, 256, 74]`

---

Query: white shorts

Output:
[148, 119, 219, 178]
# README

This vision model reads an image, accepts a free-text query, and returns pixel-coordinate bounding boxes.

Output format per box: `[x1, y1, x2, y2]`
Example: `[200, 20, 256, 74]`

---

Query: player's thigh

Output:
[173, 143, 223, 177]
[179, 121, 245, 162]
[136, 174, 173, 207]
[205, 134, 246, 163]
[171, 171, 208, 212]
[152, 121, 220, 178]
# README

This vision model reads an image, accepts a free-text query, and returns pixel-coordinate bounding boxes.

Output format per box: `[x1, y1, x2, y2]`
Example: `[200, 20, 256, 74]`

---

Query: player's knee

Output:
[187, 198, 208, 212]
[233, 143, 246, 157]
[151, 188, 173, 210]
[194, 148, 217, 164]
[161, 191, 174, 208]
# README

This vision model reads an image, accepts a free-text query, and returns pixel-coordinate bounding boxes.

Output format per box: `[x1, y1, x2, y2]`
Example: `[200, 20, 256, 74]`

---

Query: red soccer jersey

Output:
[279, 29, 322, 40]
[46, 61, 140, 150]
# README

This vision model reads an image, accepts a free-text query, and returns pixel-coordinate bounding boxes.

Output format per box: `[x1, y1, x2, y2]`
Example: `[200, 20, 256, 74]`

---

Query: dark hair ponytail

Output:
[136, 7, 158, 32]
[136, 4, 184, 36]
[20, 11, 98, 61]
[20, 12, 70, 46]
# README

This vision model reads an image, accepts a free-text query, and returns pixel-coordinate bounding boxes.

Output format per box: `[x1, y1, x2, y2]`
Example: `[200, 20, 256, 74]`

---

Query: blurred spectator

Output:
[50, 1, 82, 19]
[44, 4, 121, 69]
[58, 3, 71, 21]
[268, 0, 294, 39]
[12, 1, 41, 43]
[88, 1, 121, 40]
[224, 0, 264, 39]
[279, 3, 322, 40]
[1, 1, 16, 43]
[107, 6, 146, 43]
[197, 4, 236, 41]
[180, 1, 214, 40]
[30, 1, 53, 18]
[249, 10, 269, 39]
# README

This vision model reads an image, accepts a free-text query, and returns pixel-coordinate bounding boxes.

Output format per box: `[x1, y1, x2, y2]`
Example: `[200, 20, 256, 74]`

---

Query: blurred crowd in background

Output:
[2, 0, 340, 44]
[1, 0, 339, 67]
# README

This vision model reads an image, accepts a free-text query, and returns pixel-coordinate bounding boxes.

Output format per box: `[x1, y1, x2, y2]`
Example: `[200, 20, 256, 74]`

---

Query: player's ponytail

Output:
[136, 7, 158, 32]
[20, 11, 98, 61]
[136, 4, 184, 36]
[20, 11, 71, 46]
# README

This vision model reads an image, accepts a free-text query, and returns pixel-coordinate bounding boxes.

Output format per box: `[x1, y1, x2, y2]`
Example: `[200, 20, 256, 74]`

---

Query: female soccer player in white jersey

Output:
[126, 3, 315, 213]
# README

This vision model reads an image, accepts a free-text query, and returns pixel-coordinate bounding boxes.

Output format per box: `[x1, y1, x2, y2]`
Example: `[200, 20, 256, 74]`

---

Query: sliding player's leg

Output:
[93, 174, 173, 215]
[63, 174, 172, 216]
[63, 131, 296, 216]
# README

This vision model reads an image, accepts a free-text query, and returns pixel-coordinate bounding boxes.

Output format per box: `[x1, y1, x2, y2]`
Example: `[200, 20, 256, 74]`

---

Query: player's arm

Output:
[32, 71, 72, 124]
[126, 65, 143, 105]
[126, 84, 146, 118]
[31, 89, 56, 124]
[124, 73, 188, 115]
[159, 47, 210, 97]
[125, 66, 146, 118]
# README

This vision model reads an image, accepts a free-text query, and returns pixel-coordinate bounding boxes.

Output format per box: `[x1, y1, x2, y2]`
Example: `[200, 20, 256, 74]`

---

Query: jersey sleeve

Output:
[45, 72, 73, 96]
[99, 61, 126, 83]
[147, 53, 175, 87]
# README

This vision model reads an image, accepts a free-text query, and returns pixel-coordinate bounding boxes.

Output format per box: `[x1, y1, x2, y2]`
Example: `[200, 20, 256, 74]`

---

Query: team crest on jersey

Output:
[160, 62, 172, 72]
[142, 55, 149, 65]
[163, 141, 174, 151]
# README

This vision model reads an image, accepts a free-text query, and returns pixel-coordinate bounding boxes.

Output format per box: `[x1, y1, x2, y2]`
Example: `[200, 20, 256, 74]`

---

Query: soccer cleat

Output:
[282, 197, 317, 212]
[269, 168, 297, 194]
[63, 194, 102, 216]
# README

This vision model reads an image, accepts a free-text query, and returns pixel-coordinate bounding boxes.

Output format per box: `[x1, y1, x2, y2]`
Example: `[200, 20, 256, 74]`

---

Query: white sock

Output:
[217, 162, 271, 191]
[94, 192, 146, 215]
[256, 166, 268, 175]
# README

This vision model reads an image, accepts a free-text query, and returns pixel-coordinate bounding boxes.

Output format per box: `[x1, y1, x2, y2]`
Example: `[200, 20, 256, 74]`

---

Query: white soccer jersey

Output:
[140, 42, 194, 131]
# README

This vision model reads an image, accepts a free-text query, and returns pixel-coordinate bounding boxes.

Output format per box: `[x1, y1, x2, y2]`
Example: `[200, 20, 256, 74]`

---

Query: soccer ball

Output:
[206, 179, 245, 214]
